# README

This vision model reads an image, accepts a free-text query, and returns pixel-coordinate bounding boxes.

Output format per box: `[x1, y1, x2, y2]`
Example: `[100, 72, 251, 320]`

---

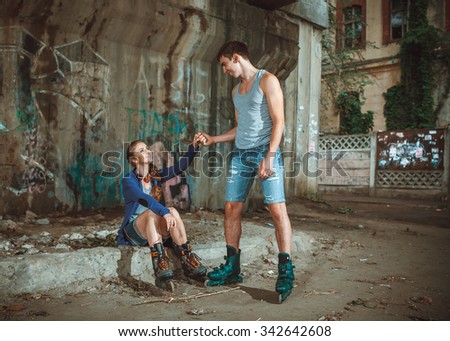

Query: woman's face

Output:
[130, 142, 152, 166]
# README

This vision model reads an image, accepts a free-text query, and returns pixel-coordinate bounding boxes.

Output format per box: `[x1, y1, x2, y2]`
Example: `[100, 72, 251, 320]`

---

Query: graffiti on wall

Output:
[15, 109, 54, 195]
[3, 27, 113, 211]
[376, 129, 445, 170]
[126, 58, 212, 210]
[48, 40, 110, 126]
[3, 26, 209, 212]
[1, 30, 52, 197]
[126, 108, 201, 144]
[147, 141, 191, 210]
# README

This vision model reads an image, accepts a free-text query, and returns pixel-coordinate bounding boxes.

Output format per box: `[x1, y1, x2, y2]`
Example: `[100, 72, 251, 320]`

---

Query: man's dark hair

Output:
[216, 41, 250, 61]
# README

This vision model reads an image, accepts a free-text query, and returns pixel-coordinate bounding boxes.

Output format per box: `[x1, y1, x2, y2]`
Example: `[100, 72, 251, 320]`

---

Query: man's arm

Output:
[258, 72, 285, 178]
[201, 125, 237, 145]
[264, 73, 285, 153]
[196, 86, 239, 146]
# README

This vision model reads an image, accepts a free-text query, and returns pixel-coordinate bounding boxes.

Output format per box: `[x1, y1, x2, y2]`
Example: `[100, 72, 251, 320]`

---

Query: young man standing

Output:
[195, 41, 295, 302]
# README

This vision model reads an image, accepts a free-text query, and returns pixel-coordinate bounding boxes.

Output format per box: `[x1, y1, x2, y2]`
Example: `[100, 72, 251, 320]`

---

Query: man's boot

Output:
[205, 245, 243, 286]
[276, 252, 295, 303]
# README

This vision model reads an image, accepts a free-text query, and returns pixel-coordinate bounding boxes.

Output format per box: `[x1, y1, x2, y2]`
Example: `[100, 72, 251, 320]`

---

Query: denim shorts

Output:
[225, 144, 285, 204]
[123, 217, 148, 246]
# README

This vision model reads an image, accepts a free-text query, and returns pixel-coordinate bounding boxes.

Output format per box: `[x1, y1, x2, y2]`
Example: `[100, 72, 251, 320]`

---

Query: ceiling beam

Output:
[244, 0, 297, 11]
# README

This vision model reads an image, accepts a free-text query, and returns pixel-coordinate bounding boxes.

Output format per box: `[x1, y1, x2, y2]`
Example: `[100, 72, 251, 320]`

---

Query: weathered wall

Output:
[320, 0, 450, 134]
[282, 0, 329, 29]
[318, 134, 372, 195]
[0, 0, 323, 215]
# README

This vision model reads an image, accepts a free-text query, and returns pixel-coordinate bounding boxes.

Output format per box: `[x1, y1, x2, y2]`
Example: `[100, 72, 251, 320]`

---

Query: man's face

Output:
[219, 55, 239, 78]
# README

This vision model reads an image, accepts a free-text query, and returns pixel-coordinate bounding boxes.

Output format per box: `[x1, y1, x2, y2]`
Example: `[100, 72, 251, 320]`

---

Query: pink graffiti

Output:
[148, 141, 190, 210]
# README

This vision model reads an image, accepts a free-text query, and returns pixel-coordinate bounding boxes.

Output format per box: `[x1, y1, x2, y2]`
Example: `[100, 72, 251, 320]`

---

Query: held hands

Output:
[194, 132, 214, 147]
[193, 134, 200, 148]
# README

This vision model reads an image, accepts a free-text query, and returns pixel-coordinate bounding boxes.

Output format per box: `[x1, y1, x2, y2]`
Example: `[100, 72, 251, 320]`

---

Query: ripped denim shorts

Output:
[225, 143, 285, 204]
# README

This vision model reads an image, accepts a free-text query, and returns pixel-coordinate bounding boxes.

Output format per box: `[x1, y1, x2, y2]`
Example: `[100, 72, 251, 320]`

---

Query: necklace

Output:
[143, 173, 151, 183]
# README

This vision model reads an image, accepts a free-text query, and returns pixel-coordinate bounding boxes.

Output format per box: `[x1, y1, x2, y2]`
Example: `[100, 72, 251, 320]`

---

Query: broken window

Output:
[390, 0, 410, 40]
[343, 5, 364, 48]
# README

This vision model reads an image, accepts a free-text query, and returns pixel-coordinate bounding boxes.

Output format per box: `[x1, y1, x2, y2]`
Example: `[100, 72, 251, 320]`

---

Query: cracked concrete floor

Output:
[1, 196, 449, 321]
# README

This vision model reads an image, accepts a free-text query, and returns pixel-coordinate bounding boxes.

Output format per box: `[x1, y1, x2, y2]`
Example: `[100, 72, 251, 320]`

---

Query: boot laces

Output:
[184, 252, 202, 268]
[158, 255, 170, 270]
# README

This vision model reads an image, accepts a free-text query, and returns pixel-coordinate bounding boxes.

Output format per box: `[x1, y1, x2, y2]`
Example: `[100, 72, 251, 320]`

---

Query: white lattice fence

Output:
[318, 134, 372, 189]
[319, 130, 448, 197]
[376, 170, 443, 188]
[319, 134, 371, 151]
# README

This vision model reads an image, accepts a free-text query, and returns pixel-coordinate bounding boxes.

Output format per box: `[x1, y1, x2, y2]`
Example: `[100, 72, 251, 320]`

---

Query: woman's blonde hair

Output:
[127, 140, 163, 202]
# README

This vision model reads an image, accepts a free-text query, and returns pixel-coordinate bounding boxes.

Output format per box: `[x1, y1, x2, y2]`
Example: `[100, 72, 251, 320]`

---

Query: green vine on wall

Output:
[336, 91, 374, 134]
[321, 1, 375, 135]
[383, 0, 447, 130]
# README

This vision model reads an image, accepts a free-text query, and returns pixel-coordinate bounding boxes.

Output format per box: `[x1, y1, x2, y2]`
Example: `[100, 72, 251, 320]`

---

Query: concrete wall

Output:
[0, 0, 324, 215]
[282, 0, 329, 29]
[318, 134, 372, 195]
[319, 150, 371, 192]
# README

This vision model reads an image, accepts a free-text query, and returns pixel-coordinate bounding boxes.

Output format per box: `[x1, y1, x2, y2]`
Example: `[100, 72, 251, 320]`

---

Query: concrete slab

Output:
[0, 228, 313, 296]
[0, 247, 121, 296]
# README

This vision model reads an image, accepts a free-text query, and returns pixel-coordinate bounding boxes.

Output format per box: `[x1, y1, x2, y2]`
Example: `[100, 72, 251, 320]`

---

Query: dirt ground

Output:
[1, 195, 449, 321]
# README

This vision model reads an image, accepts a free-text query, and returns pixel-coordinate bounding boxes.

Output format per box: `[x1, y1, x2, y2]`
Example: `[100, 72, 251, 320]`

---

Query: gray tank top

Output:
[234, 69, 272, 149]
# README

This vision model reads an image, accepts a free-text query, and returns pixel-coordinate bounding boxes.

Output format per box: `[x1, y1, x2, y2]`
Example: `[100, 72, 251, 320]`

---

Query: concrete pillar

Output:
[369, 133, 377, 196]
[294, 21, 322, 200]
[443, 126, 450, 201]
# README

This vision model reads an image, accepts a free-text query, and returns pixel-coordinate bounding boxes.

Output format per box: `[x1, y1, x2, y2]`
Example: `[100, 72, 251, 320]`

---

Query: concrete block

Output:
[0, 247, 121, 295]
[0, 229, 314, 296]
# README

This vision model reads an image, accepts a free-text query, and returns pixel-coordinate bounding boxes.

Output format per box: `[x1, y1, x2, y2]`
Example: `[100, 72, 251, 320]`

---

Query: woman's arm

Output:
[122, 176, 170, 216]
[159, 144, 199, 182]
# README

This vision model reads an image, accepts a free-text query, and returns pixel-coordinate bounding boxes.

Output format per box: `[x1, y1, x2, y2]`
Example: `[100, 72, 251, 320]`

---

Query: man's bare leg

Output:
[205, 201, 244, 285]
[267, 202, 295, 303]
[267, 202, 292, 254]
[224, 201, 245, 250]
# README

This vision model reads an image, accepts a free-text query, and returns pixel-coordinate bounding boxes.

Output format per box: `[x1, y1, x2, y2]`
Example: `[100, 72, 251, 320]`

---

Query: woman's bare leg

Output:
[134, 210, 163, 246]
